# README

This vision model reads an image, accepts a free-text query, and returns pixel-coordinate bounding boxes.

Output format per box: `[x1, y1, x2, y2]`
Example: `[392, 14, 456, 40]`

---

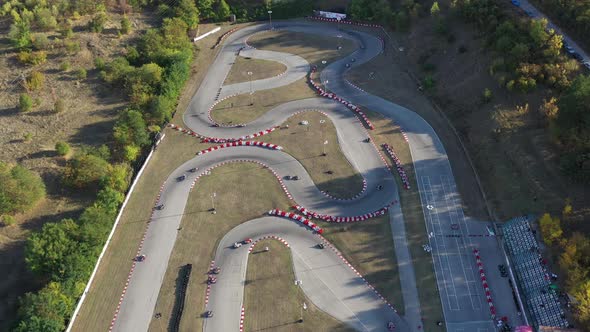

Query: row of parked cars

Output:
[510, 0, 590, 70]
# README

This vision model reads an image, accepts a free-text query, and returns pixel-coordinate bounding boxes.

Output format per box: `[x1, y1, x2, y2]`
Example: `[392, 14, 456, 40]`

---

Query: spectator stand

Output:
[501, 216, 569, 329]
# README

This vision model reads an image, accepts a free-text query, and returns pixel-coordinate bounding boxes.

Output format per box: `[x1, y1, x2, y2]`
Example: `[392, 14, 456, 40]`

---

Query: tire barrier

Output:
[306, 16, 383, 29]
[344, 78, 366, 93]
[168, 123, 202, 138]
[308, 66, 375, 130]
[170, 263, 193, 332]
[109, 181, 167, 331]
[321, 178, 367, 201]
[473, 249, 497, 319]
[212, 27, 240, 49]
[204, 261, 215, 305]
[201, 128, 278, 144]
[239, 306, 245, 332]
[248, 235, 290, 253]
[196, 141, 282, 156]
[268, 209, 324, 234]
[381, 143, 411, 190]
[291, 200, 397, 223]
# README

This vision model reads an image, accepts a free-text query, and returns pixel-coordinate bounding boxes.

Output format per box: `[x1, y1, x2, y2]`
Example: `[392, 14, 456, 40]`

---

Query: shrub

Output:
[76, 68, 87, 80]
[94, 57, 105, 70]
[60, 61, 71, 72]
[0, 162, 46, 216]
[483, 88, 493, 103]
[2, 215, 16, 227]
[34, 7, 58, 31]
[17, 51, 47, 66]
[423, 75, 436, 89]
[23, 133, 33, 142]
[55, 142, 70, 156]
[121, 16, 131, 34]
[54, 98, 65, 113]
[19, 94, 33, 112]
[88, 10, 108, 33]
[26, 71, 45, 91]
[64, 40, 80, 55]
[32, 34, 50, 50]
[9, 19, 32, 49]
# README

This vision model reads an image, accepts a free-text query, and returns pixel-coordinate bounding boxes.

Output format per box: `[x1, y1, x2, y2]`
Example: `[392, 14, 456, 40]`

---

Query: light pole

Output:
[247, 71, 253, 105]
[319, 119, 327, 156]
[210, 192, 216, 214]
[268, 10, 273, 30]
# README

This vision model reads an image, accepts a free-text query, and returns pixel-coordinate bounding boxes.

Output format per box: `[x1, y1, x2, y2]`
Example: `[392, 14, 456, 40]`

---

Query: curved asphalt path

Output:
[112, 21, 502, 332]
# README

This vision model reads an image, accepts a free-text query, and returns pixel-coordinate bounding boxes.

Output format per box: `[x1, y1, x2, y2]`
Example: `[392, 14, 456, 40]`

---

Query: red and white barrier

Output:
[268, 209, 324, 234]
[308, 66, 374, 130]
[381, 143, 410, 190]
[213, 27, 240, 49]
[306, 16, 383, 29]
[196, 141, 282, 156]
[473, 249, 497, 319]
[239, 306, 245, 332]
[291, 199, 397, 223]
[168, 123, 201, 138]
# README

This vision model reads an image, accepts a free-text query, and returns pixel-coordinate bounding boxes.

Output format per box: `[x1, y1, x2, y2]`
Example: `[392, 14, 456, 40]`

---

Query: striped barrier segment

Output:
[196, 141, 282, 156]
[213, 27, 240, 49]
[473, 249, 497, 319]
[381, 143, 411, 190]
[268, 209, 324, 234]
[291, 199, 398, 223]
[248, 235, 290, 253]
[239, 306, 245, 332]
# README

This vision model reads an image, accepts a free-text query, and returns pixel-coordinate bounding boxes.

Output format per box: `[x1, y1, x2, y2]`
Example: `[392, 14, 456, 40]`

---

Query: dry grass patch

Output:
[224, 56, 286, 85]
[210, 77, 315, 125]
[321, 215, 405, 315]
[244, 239, 353, 332]
[265, 111, 364, 199]
[367, 110, 445, 331]
[148, 163, 291, 332]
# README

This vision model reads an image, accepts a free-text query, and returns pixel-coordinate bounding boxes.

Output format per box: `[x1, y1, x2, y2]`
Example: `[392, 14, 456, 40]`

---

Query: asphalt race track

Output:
[109, 21, 524, 332]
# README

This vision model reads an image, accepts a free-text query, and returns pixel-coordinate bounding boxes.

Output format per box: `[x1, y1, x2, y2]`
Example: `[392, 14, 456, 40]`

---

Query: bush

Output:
[17, 51, 47, 66]
[54, 98, 65, 113]
[0, 162, 46, 216]
[9, 19, 32, 49]
[64, 40, 80, 55]
[58, 61, 70, 72]
[89, 10, 108, 33]
[94, 57, 105, 70]
[423, 75, 436, 89]
[34, 7, 58, 31]
[55, 142, 70, 156]
[19, 94, 33, 112]
[23, 133, 33, 142]
[76, 68, 87, 80]
[483, 88, 493, 103]
[2, 215, 16, 227]
[121, 16, 131, 35]
[26, 71, 45, 91]
[32, 34, 50, 50]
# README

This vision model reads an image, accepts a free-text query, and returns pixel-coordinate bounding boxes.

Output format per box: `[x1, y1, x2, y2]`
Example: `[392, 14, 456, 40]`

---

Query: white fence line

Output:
[65, 136, 162, 331]
[193, 26, 221, 42]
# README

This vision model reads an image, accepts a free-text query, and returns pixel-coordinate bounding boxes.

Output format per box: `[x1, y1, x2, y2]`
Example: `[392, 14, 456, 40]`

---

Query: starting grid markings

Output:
[420, 175, 483, 314]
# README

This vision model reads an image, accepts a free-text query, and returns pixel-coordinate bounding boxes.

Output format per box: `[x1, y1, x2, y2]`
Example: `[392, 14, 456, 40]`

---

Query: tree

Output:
[539, 213, 563, 246]
[176, 0, 200, 29]
[102, 163, 131, 192]
[113, 109, 150, 148]
[121, 15, 131, 34]
[431, 1, 441, 16]
[573, 279, 590, 324]
[62, 153, 110, 189]
[19, 93, 33, 112]
[25, 219, 79, 278]
[196, 0, 215, 20]
[33, 7, 57, 31]
[15, 282, 73, 332]
[216, 0, 231, 21]
[0, 162, 46, 215]
[55, 142, 70, 156]
[123, 144, 141, 162]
